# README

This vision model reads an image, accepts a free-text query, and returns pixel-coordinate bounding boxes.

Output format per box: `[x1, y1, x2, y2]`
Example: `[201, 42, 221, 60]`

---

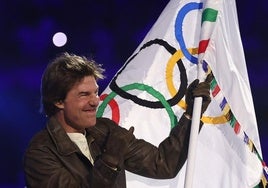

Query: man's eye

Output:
[79, 92, 88, 97]
[95, 90, 99, 96]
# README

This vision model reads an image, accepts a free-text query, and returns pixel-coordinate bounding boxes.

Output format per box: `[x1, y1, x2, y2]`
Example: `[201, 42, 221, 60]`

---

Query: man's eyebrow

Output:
[78, 91, 90, 95]
[78, 87, 99, 95]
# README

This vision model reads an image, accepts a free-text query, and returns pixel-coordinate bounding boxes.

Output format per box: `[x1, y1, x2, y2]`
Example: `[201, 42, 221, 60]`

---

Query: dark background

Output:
[0, 0, 267, 187]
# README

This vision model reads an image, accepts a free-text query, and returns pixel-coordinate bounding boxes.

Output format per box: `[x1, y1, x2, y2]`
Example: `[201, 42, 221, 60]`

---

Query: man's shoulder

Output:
[95, 117, 129, 132]
[26, 129, 51, 150]
[96, 117, 117, 126]
[88, 117, 119, 136]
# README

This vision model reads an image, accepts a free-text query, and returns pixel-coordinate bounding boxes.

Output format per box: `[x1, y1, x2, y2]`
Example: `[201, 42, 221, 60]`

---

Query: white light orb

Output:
[52, 32, 67, 47]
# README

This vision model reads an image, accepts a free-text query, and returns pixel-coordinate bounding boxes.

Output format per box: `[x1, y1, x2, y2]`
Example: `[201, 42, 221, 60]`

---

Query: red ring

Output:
[100, 94, 120, 124]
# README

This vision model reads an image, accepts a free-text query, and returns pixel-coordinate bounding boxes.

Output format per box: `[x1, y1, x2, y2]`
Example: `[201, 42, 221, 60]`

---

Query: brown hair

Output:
[41, 52, 105, 117]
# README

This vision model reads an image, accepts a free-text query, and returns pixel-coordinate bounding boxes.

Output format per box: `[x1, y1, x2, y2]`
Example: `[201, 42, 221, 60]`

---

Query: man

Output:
[24, 52, 211, 188]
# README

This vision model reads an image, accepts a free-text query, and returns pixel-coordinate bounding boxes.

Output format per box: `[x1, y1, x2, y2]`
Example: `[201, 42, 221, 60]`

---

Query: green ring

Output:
[97, 83, 178, 128]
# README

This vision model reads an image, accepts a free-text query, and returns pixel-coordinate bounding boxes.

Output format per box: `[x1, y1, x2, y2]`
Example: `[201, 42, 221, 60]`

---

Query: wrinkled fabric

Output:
[24, 116, 191, 188]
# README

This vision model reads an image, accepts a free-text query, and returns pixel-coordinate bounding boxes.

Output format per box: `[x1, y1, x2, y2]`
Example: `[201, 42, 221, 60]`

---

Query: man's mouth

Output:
[84, 108, 96, 113]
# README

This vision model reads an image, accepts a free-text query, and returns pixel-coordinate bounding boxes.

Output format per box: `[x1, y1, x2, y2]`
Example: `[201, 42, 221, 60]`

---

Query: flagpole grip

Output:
[184, 96, 203, 188]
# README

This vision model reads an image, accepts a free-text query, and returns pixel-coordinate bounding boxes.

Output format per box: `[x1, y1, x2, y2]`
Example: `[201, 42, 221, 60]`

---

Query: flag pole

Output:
[184, 60, 205, 188]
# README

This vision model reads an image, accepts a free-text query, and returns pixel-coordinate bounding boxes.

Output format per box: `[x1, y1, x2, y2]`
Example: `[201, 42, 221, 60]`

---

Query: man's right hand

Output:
[101, 126, 135, 169]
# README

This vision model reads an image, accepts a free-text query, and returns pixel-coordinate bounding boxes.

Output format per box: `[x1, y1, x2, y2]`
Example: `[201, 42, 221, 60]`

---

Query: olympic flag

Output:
[97, 0, 267, 187]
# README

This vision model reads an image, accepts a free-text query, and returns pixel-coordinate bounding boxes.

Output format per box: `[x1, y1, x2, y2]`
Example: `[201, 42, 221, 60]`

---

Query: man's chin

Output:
[86, 124, 95, 128]
[86, 119, 96, 127]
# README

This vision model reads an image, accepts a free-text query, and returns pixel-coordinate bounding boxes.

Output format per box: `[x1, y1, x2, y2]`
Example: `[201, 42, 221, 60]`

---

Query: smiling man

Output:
[24, 52, 211, 188]
[54, 75, 100, 132]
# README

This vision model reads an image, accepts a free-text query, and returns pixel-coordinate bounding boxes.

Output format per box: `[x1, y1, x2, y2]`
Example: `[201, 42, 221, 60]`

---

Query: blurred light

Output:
[52, 32, 67, 47]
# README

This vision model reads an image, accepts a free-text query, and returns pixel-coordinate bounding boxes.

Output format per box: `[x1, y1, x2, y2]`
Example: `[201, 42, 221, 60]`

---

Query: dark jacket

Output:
[24, 115, 191, 188]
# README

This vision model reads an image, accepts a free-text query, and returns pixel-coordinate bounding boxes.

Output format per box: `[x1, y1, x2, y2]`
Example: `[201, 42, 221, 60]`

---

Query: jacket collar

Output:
[46, 117, 79, 155]
[46, 116, 99, 158]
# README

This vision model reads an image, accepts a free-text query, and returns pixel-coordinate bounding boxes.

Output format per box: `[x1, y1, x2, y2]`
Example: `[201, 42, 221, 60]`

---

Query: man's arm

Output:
[24, 146, 79, 188]
[123, 113, 191, 179]
[24, 142, 120, 188]
[124, 79, 211, 178]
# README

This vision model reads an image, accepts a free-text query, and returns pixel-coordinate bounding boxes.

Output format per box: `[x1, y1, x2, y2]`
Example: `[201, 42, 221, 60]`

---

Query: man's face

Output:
[56, 76, 100, 132]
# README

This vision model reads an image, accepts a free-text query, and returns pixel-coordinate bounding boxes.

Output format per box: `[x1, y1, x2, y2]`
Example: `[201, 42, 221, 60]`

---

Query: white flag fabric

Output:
[97, 0, 266, 187]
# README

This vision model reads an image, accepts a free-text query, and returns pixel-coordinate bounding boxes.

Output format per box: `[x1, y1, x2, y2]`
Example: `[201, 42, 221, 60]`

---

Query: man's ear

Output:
[54, 101, 64, 109]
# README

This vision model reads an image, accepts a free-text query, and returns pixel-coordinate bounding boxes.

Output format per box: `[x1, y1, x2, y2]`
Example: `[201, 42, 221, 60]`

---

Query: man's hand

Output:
[185, 78, 211, 118]
[101, 126, 135, 170]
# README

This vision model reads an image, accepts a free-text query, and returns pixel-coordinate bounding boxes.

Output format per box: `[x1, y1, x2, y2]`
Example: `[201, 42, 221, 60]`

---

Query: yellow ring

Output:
[165, 48, 228, 125]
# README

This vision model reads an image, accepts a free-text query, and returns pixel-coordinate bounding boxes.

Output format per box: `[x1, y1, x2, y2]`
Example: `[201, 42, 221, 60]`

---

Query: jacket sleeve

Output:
[24, 138, 120, 188]
[24, 146, 79, 188]
[124, 114, 192, 179]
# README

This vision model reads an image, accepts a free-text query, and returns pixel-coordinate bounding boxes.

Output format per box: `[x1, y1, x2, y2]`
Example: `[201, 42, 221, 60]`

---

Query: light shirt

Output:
[67, 132, 94, 164]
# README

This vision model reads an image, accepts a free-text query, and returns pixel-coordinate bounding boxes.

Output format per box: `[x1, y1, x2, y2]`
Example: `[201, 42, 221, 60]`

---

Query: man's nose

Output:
[89, 95, 100, 106]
